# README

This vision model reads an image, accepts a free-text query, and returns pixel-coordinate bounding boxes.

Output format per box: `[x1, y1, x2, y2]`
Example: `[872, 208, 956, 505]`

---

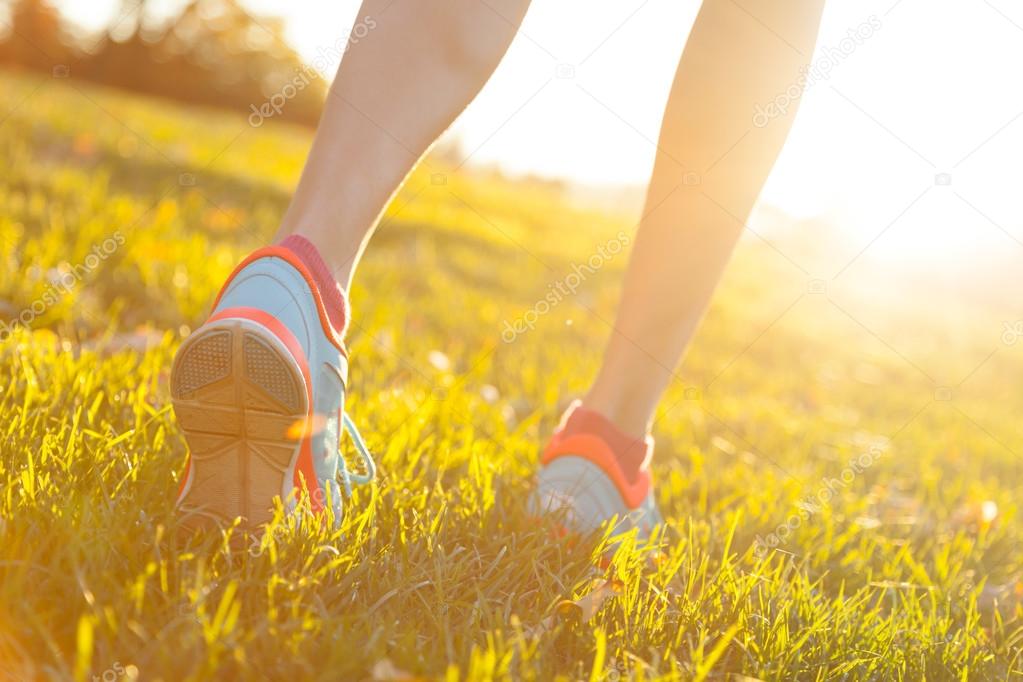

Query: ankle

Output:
[580, 390, 653, 439]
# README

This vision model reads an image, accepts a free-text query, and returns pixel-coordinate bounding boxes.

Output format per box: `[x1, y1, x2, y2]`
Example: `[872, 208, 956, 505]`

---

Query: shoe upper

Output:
[532, 402, 663, 539]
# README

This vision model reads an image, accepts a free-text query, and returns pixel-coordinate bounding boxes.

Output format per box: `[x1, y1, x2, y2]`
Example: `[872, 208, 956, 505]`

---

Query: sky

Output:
[58, 1, 1023, 279]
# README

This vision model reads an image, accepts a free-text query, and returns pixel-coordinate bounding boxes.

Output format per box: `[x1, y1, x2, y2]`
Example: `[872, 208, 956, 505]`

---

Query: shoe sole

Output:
[171, 316, 309, 531]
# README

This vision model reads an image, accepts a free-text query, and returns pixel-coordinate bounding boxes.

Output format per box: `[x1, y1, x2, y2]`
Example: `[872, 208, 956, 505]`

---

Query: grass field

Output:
[2, 67, 1023, 680]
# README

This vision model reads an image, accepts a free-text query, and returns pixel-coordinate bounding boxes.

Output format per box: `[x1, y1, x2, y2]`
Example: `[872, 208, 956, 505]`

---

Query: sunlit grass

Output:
[2, 68, 1023, 680]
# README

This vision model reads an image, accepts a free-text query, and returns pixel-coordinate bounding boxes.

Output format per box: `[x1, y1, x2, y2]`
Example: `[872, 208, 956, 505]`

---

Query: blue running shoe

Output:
[170, 245, 375, 530]
[531, 401, 662, 540]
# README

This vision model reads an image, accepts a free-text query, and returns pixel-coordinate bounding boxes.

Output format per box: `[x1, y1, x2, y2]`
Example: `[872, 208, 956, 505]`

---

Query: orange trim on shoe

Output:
[176, 456, 192, 504]
[208, 306, 324, 513]
[541, 432, 651, 509]
[211, 246, 348, 358]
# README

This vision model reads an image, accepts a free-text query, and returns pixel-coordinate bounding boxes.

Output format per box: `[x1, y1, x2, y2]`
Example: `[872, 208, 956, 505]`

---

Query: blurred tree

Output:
[0, 0, 73, 70]
[0, 0, 326, 126]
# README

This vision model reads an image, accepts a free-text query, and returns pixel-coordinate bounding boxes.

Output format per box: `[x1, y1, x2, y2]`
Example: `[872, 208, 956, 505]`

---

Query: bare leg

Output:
[583, 0, 828, 436]
[277, 0, 531, 287]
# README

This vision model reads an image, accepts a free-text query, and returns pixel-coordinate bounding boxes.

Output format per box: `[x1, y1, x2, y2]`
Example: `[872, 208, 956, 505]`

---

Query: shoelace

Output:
[337, 411, 377, 496]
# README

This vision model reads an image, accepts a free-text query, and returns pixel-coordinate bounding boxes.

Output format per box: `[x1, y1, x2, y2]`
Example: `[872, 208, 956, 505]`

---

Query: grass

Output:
[2, 67, 1023, 680]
